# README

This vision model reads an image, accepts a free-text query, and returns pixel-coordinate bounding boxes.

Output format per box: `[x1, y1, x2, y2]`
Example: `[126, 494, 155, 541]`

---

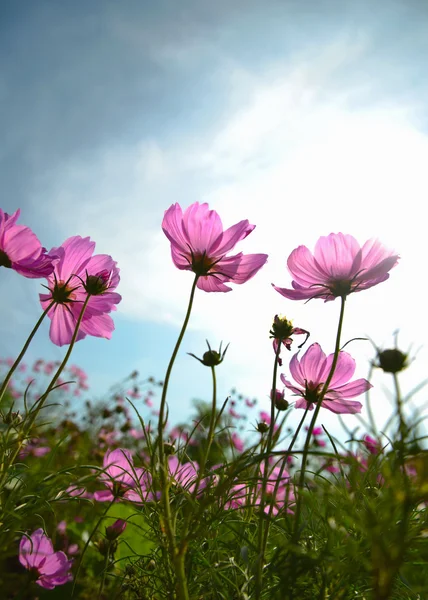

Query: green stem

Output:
[0, 296, 90, 492]
[195, 364, 217, 495]
[180, 364, 218, 557]
[157, 275, 199, 466]
[0, 301, 55, 406]
[254, 339, 282, 599]
[72, 497, 116, 597]
[156, 275, 198, 600]
[261, 406, 309, 553]
[292, 295, 347, 544]
[98, 545, 111, 599]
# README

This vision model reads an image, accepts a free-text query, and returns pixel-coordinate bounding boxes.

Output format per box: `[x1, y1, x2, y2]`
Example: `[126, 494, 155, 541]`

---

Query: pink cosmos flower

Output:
[363, 434, 382, 454]
[273, 233, 399, 302]
[280, 343, 372, 414]
[256, 464, 295, 515]
[0, 208, 55, 278]
[162, 202, 268, 292]
[94, 448, 153, 503]
[231, 432, 245, 453]
[39, 236, 121, 346]
[19, 528, 73, 589]
[168, 456, 205, 495]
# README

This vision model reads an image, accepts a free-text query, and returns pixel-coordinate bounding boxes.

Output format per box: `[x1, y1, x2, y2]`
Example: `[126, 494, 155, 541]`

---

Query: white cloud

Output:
[34, 35, 428, 435]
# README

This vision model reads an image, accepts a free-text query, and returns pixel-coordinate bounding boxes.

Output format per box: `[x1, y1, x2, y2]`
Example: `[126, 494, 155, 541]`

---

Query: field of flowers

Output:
[0, 204, 427, 599]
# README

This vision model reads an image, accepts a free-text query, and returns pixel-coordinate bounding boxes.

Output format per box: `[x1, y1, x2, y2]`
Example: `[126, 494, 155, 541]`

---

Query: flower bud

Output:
[256, 421, 269, 434]
[188, 340, 229, 367]
[3, 411, 22, 426]
[105, 519, 127, 541]
[271, 389, 289, 411]
[376, 348, 408, 373]
[164, 442, 176, 456]
[270, 315, 294, 340]
[84, 270, 111, 295]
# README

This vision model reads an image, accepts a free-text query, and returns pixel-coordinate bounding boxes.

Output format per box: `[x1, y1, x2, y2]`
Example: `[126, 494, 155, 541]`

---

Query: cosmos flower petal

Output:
[321, 399, 363, 414]
[331, 378, 373, 399]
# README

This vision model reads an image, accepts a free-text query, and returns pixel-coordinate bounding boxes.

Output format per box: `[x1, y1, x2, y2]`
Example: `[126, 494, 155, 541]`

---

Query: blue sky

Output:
[1, 0, 428, 440]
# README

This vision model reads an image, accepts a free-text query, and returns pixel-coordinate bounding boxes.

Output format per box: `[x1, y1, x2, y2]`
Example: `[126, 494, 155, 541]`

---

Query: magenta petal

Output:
[313, 233, 361, 279]
[327, 352, 356, 387]
[331, 378, 372, 398]
[321, 399, 362, 414]
[272, 283, 318, 301]
[182, 203, 224, 254]
[79, 313, 115, 339]
[287, 245, 328, 287]
[210, 220, 255, 255]
[220, 253, 268, 284]
[197, 276, 232, 292]
[49, 307, 86, 347]
[94, 490, 115, 502]
[300, 343, 327, 383]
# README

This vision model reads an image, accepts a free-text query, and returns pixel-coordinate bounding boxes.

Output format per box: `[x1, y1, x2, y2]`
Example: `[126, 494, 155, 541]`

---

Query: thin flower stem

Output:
[261, 406, 309, 554]
[98, 545, 111, 599]
[254, 340, 282, 599]
[72, 497, 116, 598]
[292, 295, 347, 544]
[156, 274, 198, 600]
[194, 364, 217, 495]
[0, 296, 90, 491]
[0, 301, 55, 406]
[26, 294, 91, 428]
[180, 364, 217, 554]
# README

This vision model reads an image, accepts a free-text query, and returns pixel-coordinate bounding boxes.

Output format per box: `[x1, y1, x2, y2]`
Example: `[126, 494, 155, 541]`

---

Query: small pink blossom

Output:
[168, 456, 204, 495]
[40, 236, 121, 346]
[94, 448, 152, 503]
[281, 343, 372, 414]
[19, 528, 73, 589]
[162, 202, 268, 292]
[231, 432, 244, 453]
[363, 434, 382, 454]
[0, 208, 55, 278]
[256, 464, 295, 515]
[273, 233, 399, 302]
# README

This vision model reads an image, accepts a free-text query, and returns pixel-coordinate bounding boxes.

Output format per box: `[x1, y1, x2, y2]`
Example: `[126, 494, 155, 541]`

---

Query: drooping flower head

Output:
[269, 314, 310, 365]
[0, 208, 55, 278]
[273, 233, 399, 302]
[162, 202, 268, 292]
[94, 448, 153, 503]
[19, 528, 73, 589]
[39, 236, 121, 346]
[281, 343, 372, 414]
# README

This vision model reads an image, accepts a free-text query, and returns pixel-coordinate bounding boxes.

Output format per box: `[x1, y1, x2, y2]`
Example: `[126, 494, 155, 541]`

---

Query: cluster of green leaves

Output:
[0, 361, 427, 599]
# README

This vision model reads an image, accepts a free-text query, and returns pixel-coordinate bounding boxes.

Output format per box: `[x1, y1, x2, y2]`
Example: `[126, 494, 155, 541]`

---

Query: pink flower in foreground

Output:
[0, 208, 55, 278]
[19, 528, 73, 589]
[94, 448, 152, 503]
[40, 236, 121, 346]
[280, 343, 372, 414]
[273, 233, 399, 302]
[162, 202, 268, 292]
